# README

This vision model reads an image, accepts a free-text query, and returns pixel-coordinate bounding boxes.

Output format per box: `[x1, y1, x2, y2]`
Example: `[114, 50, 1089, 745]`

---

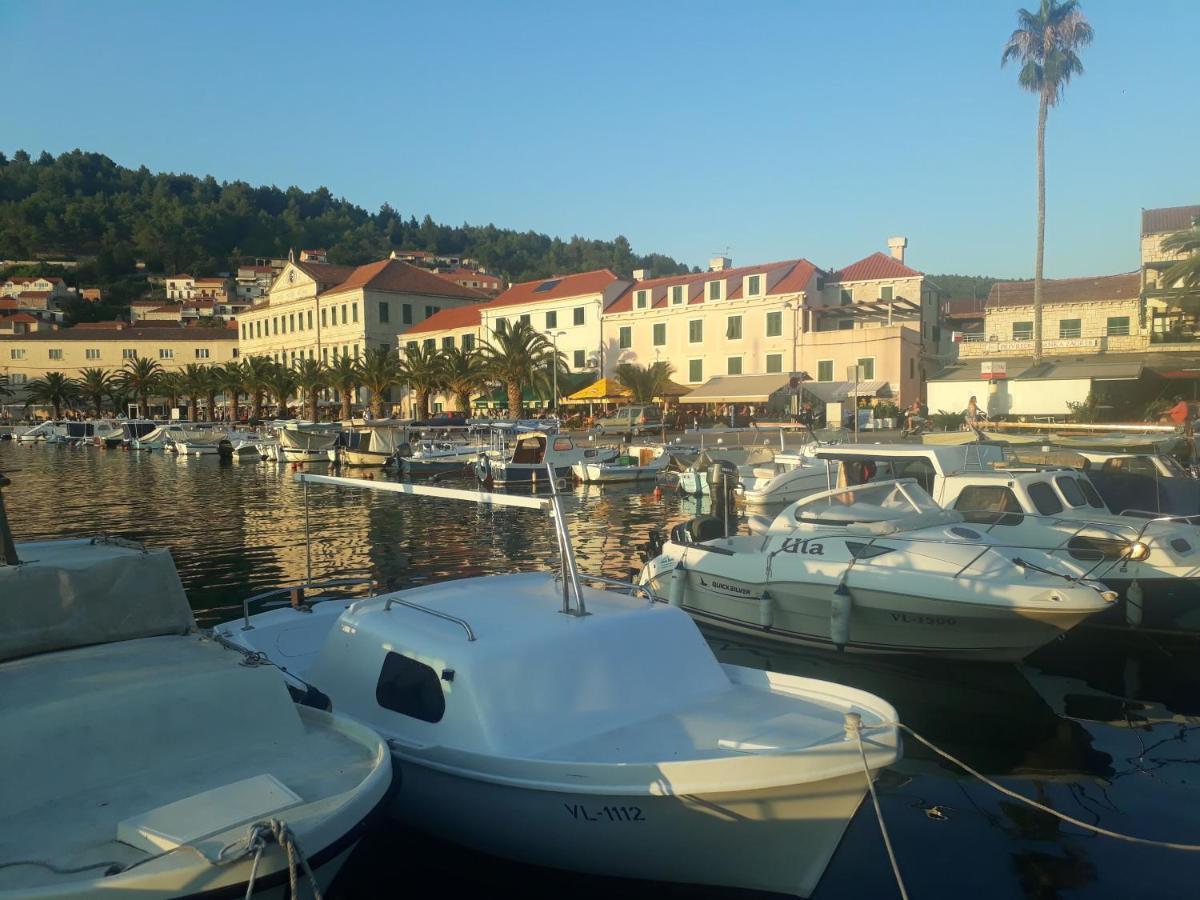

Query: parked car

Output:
[591, 405, 663, 435]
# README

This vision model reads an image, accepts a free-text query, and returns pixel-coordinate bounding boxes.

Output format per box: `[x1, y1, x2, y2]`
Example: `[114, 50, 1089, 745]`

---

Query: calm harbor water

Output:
[4, 441, 1200, 898]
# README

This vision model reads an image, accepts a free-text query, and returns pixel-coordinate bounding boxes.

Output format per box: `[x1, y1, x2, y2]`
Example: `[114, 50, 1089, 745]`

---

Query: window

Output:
[375, 652, 445, 723]
[689, 359, 703, 382]
[726, 315, 742, 340]
[545, 310, 557, 329]
[494, 317, 505, 332]
[880, 286, 893, 302]
[122, 348, 137, 360]
[1059, 319, 1081, 339]
[195, 348, 210, 359]
[766, 311, 782, 337]
[573, 349, 585, 368]
[671, 285, 684, 305]
[307, 310, 313, 330]
[619, 326, 632, 349]
[727, 356, 742, 375]
[817, 360, 834, 382]
[636, 289, 649, 309]
[1055, 475, 1087, 508]
[9, 349, 23, 360]
[232, 348, 239, 358]
[423, 338, 435, 351]
[574, 306, 585, 326]
[766, 353, 783, 373]
[1013, 321, 1033, 341]
[1077, 478, 1106, 508]
[322, 347, 328, 362]
[341, 304, 348, 325]
[840, 289, 852, 306]
[379, 301, 390, 323]
[320, 308, 327, 328]
[953, 485, 1024, 526]
[856, 357, 875, 380]
[402, 304, 412, 325]
[426, 306, 437, 318]
[256, 321, 262, 338]
[1028, 481, 1064, 515]
[272, 317, 279, 335]
[462, 334, 474, 351]
[747, 275, 761, 296]
[351, 303, 358, 324]
[48, 349, 63, 360]
[838, 319, 855, 331]
[688, 320, 703, 343]
[1107, 316, 1130, 336]
[289, 313, 295, 332]
[519, 314, 530, 326]
[442, 336, 455, 349]
[406, 341, 418, 354]
[8, 373, 25, 385]
[240, 324, 247, 340]
[85, 348, 100, 360]
[707, 281, 722, 301]
[652, 323, 666, 346]
[159, 348, 174, 360]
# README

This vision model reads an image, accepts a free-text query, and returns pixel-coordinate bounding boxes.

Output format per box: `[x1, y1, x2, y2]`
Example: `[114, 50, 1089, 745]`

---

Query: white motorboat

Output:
[571, 444, 671, 483]
[173, 426, 231, 457]
[641, 479, 1116, 661]
[119, 419, 161, 448]
[60, 420, 121, 447]
[678, 446, 778, 496]
[0, 536, 391, 900]
[217, 472, 901, 898]
[339, 423, 409, 467]
[739, 449, 842, 506]
[131, 424, 179, 451]
[278, 425, 340, 463]
[16, 420, 65, 443]
[475, 431, 617, 485]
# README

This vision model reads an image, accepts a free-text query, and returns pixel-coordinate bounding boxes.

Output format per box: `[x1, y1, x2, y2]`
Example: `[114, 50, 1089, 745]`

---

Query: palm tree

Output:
[25, 372, 78, 420]
[294, 358, 328, 422]
[356, 347, 403, 419]
[107, 381, 134, 418]
[180, 364, 209, 422]
[1162, 219, 1200, 296]
[157, 372, 185, 417]
[397, 344, 445, 420]
[119, 357, 163, 417]
[326, 354, 362, 421]
[240, 356, 275, 421]
[0, 375, 12, 403]
[217, 361, 245, 422]
[614, 361, 676, 404]
[1002, 0, 1093, 364]
[478, 320, 563, 418]
[74, 367, 114, 417]
[263, 363, 298, 418]
[440, 346, 484, 414]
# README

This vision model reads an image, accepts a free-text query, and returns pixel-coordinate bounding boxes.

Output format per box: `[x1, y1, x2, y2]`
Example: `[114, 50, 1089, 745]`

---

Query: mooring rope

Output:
[847, 713, 909, 899]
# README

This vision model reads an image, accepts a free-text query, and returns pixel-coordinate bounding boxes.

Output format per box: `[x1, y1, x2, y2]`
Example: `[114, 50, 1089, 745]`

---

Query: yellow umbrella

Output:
[561, 377, 632, 405]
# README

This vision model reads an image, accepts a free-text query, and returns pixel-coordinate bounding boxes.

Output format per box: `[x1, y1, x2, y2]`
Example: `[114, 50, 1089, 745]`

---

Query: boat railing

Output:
[383, 594, 477, 641]
[238, 577, 376, 631]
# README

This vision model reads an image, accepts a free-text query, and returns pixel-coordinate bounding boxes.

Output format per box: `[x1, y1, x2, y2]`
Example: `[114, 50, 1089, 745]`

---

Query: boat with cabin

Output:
[217, 471, 900, 898]
[475, 431, 617, 485]
[339, 422, 410, 467]
[277, 424, 341, 463]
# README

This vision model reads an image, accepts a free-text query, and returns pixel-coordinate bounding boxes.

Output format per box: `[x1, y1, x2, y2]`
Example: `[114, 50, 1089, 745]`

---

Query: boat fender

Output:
[475, 455, 492, 484]
[668, 562, 687, 608]
[1125, 578, 1144, 627]
[831, 582, 852, 650]
[759, 590, 774, 629]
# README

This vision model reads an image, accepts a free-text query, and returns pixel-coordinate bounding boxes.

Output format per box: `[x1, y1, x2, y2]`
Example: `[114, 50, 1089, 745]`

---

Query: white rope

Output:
[849, 714, 909, 899]
[870, 720, 1200, 852]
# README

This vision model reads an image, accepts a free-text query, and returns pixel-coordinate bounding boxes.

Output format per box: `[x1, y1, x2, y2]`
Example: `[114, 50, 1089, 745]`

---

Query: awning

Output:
[800, 380, 892, 402]
[1047, 360, 1143, 381]
[679, 373, 793, 405]
[559, 376, 690, 405]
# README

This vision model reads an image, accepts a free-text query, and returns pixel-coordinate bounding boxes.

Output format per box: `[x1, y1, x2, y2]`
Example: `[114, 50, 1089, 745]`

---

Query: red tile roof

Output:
[293, 261, 357, 288]
[605, 260, 817, 313]
[74, 321, 128, 329]
[402, 304, 482, 335]
[829, 252, 921, 282]
[319, 258, 488, 300]
[1142, 205, 1200, 236]
[0, 299, 19, 310]
[486, 269, 624, 311]
[987, 272, 1140, 308]
[0, 325, 233, 341]
[16, 291, 52, 300]
[0, 313, 39, 324]
[7, 276, 63, 284]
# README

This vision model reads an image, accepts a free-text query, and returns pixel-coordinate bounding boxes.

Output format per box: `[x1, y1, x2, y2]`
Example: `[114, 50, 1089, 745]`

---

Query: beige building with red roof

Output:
[236, 256, 486, 371]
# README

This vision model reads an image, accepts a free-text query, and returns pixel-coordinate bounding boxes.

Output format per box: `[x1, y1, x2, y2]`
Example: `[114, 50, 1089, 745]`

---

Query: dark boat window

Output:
[1076, 478, 1106, 509]
[1027, 482, 1064, 515]
[952, 485, 1023, 526]
[376, 652, 445, 723]
[1055, 476, 1087, 508]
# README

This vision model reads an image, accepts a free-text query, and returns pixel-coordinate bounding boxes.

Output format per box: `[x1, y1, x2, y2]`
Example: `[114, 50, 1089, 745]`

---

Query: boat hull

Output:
[389, 757, 868, 898]
[341, 448, 397, 467]
[1089, 575, 1200, 632]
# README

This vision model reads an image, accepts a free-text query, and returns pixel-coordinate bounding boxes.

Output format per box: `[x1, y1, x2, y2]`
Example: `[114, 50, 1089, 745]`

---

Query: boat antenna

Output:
[0, 470, 18, 565]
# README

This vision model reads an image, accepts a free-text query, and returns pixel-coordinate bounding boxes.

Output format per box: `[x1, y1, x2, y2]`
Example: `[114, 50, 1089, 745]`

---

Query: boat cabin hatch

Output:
[510, 433, 548, 464]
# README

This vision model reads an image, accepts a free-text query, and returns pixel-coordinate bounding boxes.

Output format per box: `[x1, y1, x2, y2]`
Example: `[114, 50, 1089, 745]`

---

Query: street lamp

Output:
[784, 300, 801, 416]
[547, 330, 566, 412]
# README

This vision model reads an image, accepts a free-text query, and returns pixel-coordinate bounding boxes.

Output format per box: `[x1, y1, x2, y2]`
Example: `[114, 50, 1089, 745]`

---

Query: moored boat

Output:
[571, 444, 670, 483]
[476, 431, 617, 485]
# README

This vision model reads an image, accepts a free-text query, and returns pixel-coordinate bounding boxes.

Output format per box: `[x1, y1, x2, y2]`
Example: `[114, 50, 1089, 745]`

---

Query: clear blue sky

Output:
[3, 0, 1197, 279]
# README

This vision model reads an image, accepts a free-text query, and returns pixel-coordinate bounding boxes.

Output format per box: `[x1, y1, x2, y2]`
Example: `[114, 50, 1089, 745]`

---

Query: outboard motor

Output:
[669, 516, 726, 545]
[638, 527, 667, 562]
[707, 459, 739, 532]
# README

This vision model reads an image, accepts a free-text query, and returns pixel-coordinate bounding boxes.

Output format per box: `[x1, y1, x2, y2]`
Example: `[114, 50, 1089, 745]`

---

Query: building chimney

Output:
[709, 256, 732, 272]
[887, 237, 908, 264]
[632, 268, 649, 281]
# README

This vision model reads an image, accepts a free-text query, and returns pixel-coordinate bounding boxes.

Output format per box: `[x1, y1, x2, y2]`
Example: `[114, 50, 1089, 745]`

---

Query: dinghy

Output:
[571, 444, 670, 483]
[218, 471, 900, 898]
[641, 479, 1116, 660]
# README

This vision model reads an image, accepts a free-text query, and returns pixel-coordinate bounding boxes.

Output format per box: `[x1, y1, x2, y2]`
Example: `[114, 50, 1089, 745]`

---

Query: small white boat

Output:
[173, 427, 230, 456]
[119, 419, 161, 448]
[641, 478, 1116, 661]
[476, 431, 618, 485]
[217, 472, 900, 898]
[572, 444, 671, 483]
[678, 446, 778, 496]
[0, 535, 392, 900]
[740, 449, 842, 506]
[279, 425, 340, 463]
[16, 420, 66, 443]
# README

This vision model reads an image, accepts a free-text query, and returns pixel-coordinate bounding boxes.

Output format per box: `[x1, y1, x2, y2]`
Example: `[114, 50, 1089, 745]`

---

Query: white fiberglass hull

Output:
[571, 458, 667, 483]
[741, 465, 837, 506]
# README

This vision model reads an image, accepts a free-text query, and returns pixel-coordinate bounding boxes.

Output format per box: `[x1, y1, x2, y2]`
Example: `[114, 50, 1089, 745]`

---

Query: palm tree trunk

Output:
[188, 398, 198, 422]
[456, 390, 471, 414]
[341, 389, 352, 421]
[228, 391, 239, 422]
[370, 392, 385, 419]
[416, 390, 430, 419]
[307, 393, 319, 422]
[507, 382, 522, 419]
[252, 392, 263, 420]
[1033, 94, 1048, 365]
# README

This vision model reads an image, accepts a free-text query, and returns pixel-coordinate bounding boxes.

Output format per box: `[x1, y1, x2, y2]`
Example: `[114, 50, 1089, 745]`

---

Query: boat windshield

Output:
[793, 480, 941, 525]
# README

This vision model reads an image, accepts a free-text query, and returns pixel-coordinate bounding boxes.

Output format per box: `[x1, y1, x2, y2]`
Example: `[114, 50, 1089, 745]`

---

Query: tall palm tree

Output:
[74, 367, 114, 417]
[326, 354, 362, 422]
[294, 358, 328, 422]
[180, 364, 210, 422]
[477, 320, 563, 418]
[0, 375, 12, 403]
[614, 361, 676, 404]
[119, 357, 163, 417]
[397, 344, 445, 420]
[1162, 219, 1200, 296]
[356, 347, 403, 419]
[1002, 0, 1093, 363]
[263, 363, 299, 418]
[157, 372, 185, 418]
[240, 356, 275, 421]
[107, 381, 134, 419]
[25, 372, 78, 420]
[217, 361, 245, 422]
[440, 346, 484, 414]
